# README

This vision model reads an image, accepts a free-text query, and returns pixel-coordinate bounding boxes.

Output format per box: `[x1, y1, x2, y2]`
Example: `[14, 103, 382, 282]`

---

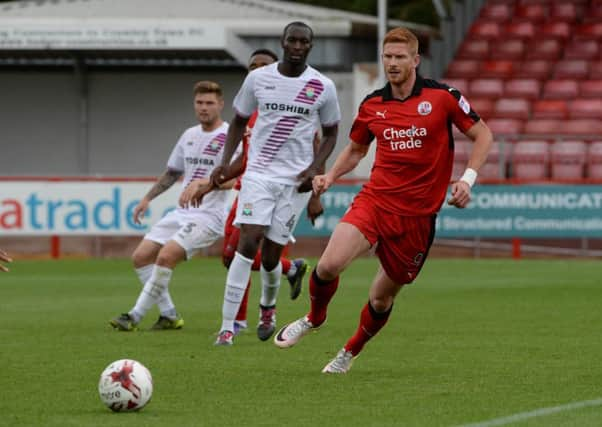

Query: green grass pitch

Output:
[1, 257, 601, 427]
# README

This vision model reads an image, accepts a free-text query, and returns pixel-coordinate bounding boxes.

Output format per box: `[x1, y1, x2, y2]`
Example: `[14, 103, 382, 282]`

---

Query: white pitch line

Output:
[457, 397, 602, 427]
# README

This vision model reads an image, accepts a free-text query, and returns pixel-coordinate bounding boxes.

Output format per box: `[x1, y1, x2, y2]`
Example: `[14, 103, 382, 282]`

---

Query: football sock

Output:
[136, 264, 177, 319]
[235, 279, 251, 322]
[131, 266, 173, 323]
[307, 269, 339, 327]
[260, 262, 282, 307]
[281, 258, 293, 276]
[220, 252, 253, 332]
[344, 301, 392, 356]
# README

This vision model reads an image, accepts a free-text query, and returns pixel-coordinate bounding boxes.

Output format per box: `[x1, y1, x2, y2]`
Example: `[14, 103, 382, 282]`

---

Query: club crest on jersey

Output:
[305, 88, 315, 98]
[417, 101, 432, 116]
[210, 141, 219, 150]
[242, 203, 253, 216]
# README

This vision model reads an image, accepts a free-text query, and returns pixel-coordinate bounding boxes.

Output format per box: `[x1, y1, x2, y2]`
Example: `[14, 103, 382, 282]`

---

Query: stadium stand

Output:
[448, 0, 602, 182]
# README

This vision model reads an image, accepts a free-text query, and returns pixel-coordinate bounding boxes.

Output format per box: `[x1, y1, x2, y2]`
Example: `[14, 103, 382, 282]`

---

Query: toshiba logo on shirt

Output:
[383, 126, 427, 151]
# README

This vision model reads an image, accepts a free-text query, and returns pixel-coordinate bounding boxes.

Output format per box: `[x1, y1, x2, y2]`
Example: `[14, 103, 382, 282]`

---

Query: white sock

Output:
[136, 265, 177, 319]
[220, 252, 253, 332]
[286, 260, 297, 279]
[260, 262, 282, 307]
[131, 266, 173, 322]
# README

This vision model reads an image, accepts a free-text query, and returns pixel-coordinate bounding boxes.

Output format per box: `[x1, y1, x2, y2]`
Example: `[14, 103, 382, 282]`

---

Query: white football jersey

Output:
[167, 121, 230, 217]
[233, 62, 341, 185]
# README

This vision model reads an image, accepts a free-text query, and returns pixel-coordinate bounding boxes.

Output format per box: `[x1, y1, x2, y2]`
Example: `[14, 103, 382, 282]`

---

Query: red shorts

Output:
[340, 194, 436, 284]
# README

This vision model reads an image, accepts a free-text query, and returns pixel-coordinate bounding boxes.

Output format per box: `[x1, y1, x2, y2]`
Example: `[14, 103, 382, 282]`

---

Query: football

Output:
[98, 359, 153, 412]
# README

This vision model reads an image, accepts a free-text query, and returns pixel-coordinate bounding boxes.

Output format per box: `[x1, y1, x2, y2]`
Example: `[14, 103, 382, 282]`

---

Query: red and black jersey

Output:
[349, 75, 480, 216]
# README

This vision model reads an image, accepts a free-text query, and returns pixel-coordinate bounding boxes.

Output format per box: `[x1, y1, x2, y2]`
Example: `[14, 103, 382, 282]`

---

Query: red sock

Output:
[307, 269, 339, 326]
[251, 251, 261, 271]
[344, 302, 392, 356]
[280, 258, 292, 275]
[235, 279, 251, 322]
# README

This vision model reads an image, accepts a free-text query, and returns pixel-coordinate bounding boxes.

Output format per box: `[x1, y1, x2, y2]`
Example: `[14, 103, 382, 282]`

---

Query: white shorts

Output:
[235, 175, 311, 245]
[144, 210, 222, 259]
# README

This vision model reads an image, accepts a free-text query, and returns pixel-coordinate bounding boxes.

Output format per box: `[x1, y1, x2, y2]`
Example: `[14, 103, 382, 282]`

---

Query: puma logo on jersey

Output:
[376, 110, 387, 119]
[264, 85, 276, 90]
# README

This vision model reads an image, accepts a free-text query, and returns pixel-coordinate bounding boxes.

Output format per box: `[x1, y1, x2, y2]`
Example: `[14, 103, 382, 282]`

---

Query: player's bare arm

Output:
[133, 168, 182, 224]
[313, 141, 370, 195]
[448, 120, 493, 209]
[306, 194, 324, 225]
[0, 249, 12, 272]
[211, 114, 249, 187]
[297, 124, 338, 192]
[178, 178, 210, 208]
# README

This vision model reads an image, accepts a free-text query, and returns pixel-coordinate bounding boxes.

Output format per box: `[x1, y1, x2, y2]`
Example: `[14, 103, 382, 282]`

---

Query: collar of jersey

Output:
[382, 74, 424, 102]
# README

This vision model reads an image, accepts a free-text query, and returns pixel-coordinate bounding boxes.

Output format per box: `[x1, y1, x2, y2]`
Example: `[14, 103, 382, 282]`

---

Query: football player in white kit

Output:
[210, 22, 341, 345]
[110, 81, 231, 331]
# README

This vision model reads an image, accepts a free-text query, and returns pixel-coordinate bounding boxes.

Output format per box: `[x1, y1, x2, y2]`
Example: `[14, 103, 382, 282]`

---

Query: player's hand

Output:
[133, 198, 150, 225]
[0, 249, 12, 272]
[209, 165, 229, 188]
[179, 179, 213, 208]
[297, 167, 317, 193]
[447, 181, 472, 208]
[306, 195, 324, 225]
[312, 173, 334, 196]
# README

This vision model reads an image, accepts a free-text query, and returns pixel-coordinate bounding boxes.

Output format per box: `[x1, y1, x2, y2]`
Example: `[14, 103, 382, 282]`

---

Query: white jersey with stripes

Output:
[233, 62, 341, 185]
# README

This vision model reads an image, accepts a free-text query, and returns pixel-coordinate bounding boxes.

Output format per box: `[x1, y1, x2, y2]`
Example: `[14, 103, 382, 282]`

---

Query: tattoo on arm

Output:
[145, 169, 182, 200]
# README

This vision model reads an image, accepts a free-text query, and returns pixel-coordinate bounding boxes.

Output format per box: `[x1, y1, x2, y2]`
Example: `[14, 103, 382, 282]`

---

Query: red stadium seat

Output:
[487, 118, 525, 135]
[568, 99, 602, 119]
[469, 21, 501, 39]
[561, 120, 602, 135]
[505, 21, 536, 39]
[479, 142, 507, 180]
[515, 4, 547, 22]
[587, 141, 602, 179]
[564, 40, 599, 60]
[469, 98, 495, 119]
[578, 80, 602, 98]
[480, 3, 514, 22]
[542, 80, 579, 99]
[446, 60, 480, 79]
[493, 98, 531, 119]
[553, 60, 589, 79]
[524, 119, 561, 135]
[480, 60, 516, 78]
[588, 61, 602, 79]
[574, 23, 602, 40]
[469, 78, 504, 98]
[457, 40, 489, 60]
[512, 140, 550, 180]
[442, 78, 469, 94]
[539, 21, 571, 40]
[491, 39, 525, 60]
[583, 4, 602, 24]
[504, 79, 541, 99]
[550, 140, 587, 180]
[515, 60, 553, 79]
[532, 100, 569, 119]
[549, 3, 580, 23]
[525, 39, 562, 60]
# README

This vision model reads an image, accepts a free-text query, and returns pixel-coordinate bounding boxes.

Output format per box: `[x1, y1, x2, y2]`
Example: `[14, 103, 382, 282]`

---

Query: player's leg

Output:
[222, 197, 250, 334]
[256, 237, 286, 340]
[274, 222, 371, 348]
[216, 223, 264, 345]
[111, 213, 177, 331]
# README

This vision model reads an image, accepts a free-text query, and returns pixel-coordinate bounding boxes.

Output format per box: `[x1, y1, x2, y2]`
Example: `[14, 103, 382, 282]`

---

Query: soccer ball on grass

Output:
[98, 359, 153, 412]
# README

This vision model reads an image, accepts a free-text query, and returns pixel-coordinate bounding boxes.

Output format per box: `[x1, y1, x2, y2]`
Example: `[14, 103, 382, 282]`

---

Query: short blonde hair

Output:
[192, 80, 223, 99]
[383, 27, 419, 56]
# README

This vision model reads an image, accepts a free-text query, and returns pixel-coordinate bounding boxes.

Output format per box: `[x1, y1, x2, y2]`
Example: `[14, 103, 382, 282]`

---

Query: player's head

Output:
[382, 27, 420, 86]
[192, 80, 224, 129]
[281, 21, 313, 66]
[248, 48, 278, 72]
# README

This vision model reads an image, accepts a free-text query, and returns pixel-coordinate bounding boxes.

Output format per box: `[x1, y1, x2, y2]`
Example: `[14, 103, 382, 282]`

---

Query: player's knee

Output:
[155, 249, 181, 268]
[316, 260, 342, 281]
[369, 297, 393, 313]
[131, 250, 150, 269]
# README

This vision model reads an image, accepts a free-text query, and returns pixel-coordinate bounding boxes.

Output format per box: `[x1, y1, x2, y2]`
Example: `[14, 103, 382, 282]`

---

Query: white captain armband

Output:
[459, 168, 477, 188]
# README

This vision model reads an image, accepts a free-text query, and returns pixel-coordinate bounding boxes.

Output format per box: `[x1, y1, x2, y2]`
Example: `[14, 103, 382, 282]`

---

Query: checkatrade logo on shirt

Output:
[383, 125, 427, 151]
